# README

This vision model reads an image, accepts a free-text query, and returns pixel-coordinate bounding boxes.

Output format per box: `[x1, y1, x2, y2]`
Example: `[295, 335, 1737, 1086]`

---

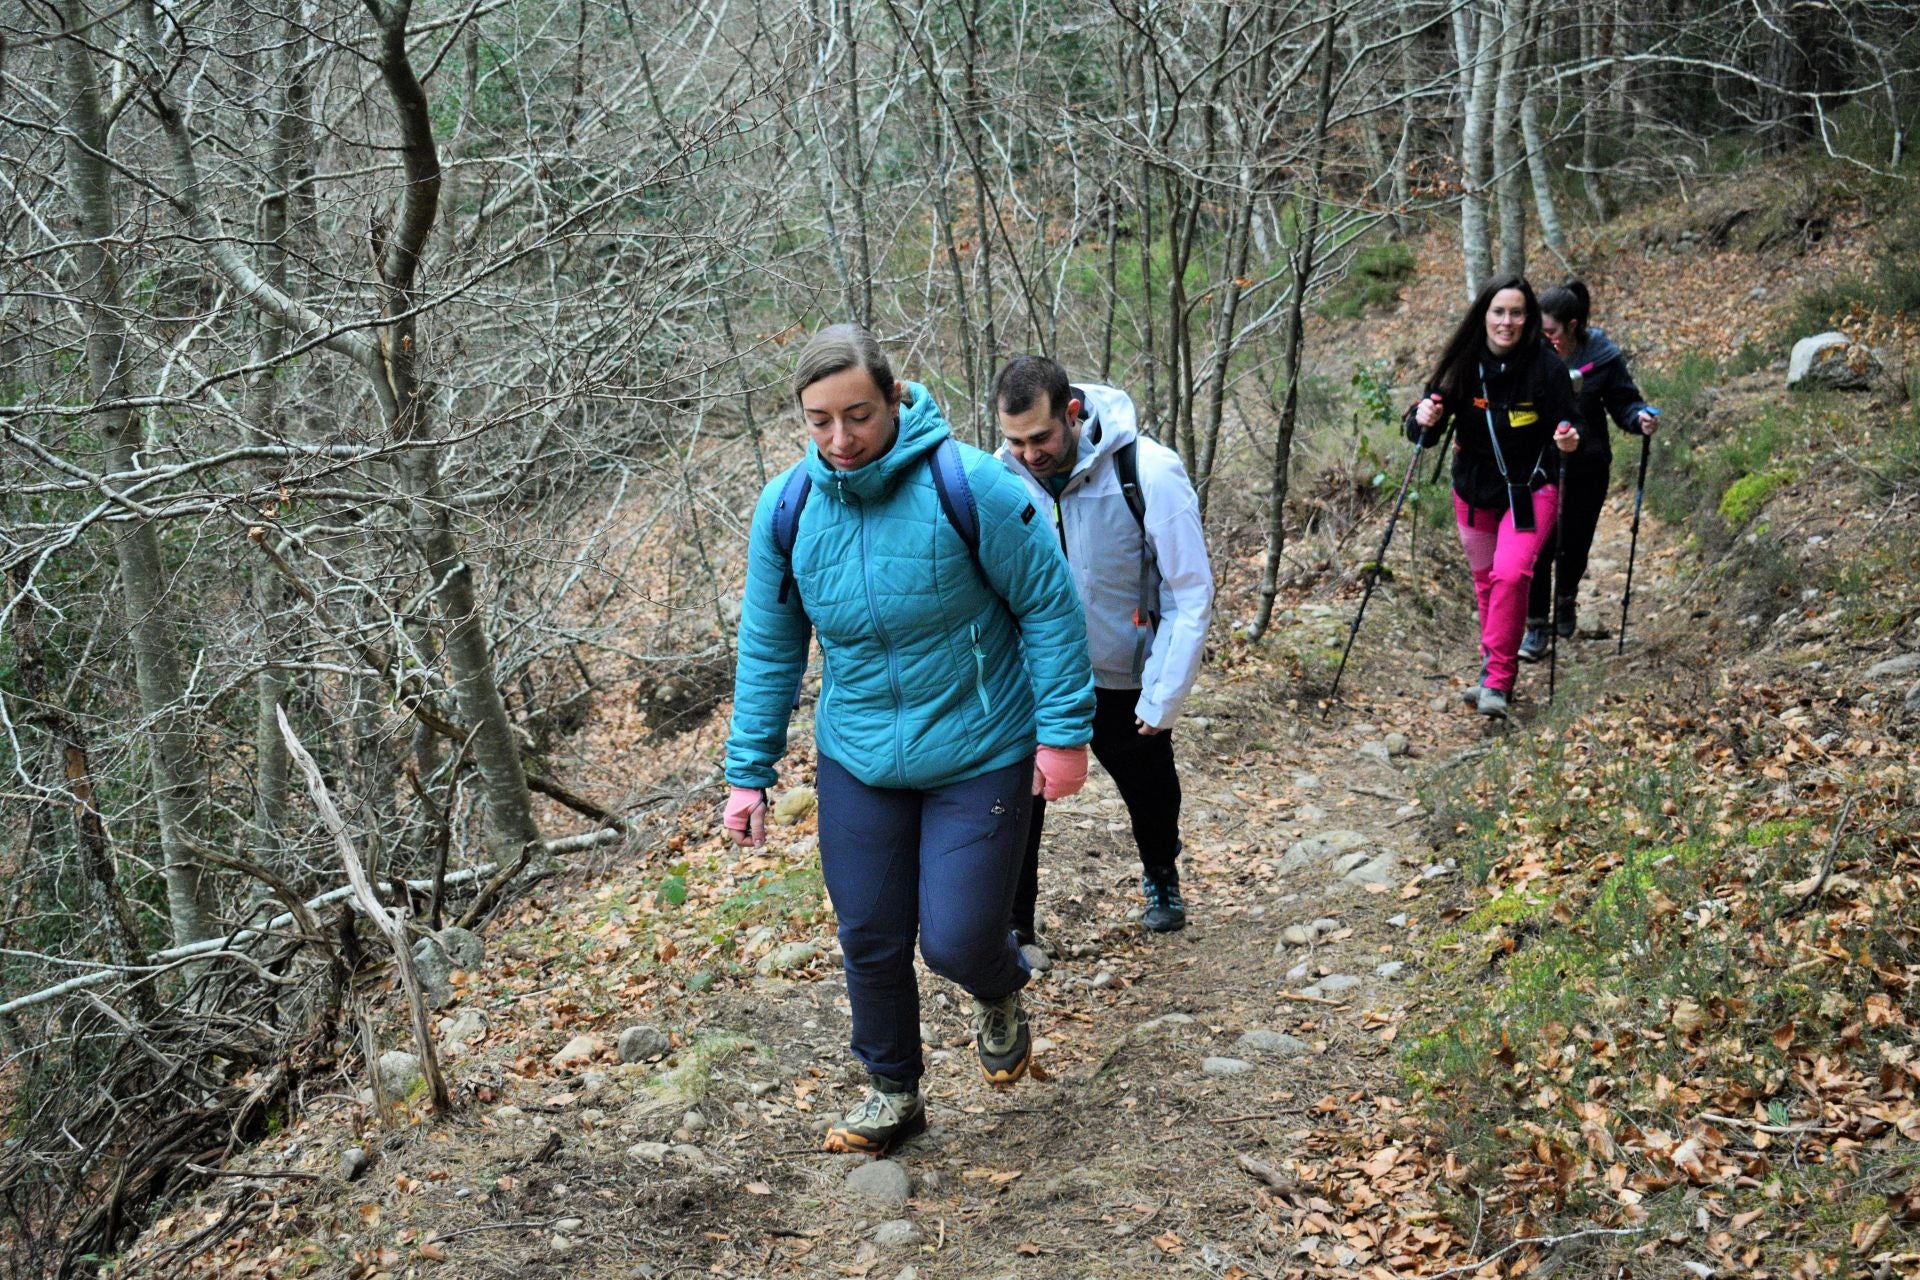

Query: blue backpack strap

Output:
[770, 462, 812, 607]
[928, 438, 983, 575]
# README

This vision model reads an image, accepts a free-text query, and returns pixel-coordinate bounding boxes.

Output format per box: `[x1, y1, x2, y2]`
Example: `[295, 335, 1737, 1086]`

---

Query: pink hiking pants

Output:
[1454, 487, 1560, 695]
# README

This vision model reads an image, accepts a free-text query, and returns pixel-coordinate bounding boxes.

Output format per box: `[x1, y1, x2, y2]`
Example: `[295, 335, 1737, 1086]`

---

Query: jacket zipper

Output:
[969, 623, 993, 717]
[856, 502, 907, 781]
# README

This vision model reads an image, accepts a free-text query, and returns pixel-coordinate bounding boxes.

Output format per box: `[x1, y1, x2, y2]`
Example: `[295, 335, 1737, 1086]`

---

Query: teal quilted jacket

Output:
[725, 383, 1095, 790]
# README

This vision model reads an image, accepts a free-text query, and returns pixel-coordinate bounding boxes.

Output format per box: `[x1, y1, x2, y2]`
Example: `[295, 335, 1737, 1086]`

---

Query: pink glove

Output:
[1032, 746, 1089, 801]
[724, 786, 767, 847]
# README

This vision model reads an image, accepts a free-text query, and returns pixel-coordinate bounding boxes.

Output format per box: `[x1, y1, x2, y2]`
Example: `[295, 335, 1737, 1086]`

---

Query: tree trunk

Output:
[58, 0, 215, 947]
[1456, 0, 1496, 296]
[1520, 53, 1569, 268]
[246, 0, 309, 862]
[1252, 7, 1339, 640]
[834, 0, 874, 326]
[1492, 0, 1528, 278]
[364, 0, 544, 866]
[1579, 8, 1609, 220]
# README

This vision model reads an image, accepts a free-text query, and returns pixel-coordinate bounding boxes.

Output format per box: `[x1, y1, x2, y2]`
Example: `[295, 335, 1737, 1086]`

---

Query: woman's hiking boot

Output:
[1139, 869, 1187, 932]
[1517, 622, 1550, 663]
[1554, 599, 1577, 638]
[972, 992, 1032, 1087]
[1477, 686, 1510, 719]
[823, 1074, 926, 1155]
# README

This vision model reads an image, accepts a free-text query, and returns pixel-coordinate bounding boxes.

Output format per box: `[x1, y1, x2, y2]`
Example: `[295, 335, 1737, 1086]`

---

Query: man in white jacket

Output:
[992, 356, 1214, 941]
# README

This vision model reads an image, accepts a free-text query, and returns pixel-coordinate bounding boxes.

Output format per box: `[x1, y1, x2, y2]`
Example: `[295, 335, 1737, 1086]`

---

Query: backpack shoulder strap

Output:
[929, 438, 983, 573]
[1113, 439, 1147, 531]
[1113, 439, 1158, 681]
[770, 463, 812, 606]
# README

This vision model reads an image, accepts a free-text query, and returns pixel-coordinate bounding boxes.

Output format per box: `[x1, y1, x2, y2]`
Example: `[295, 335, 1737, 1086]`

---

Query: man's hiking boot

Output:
[1140, 869, 1187, 933]
[972, 991, 1032, 1087]
[823, 1075, 926, 1155]
[1012, 928, 1055, 974]
[1477, 686, 1510, 719]
[1554, 600, 1577, 639]
[1517, 623, 1550, 664]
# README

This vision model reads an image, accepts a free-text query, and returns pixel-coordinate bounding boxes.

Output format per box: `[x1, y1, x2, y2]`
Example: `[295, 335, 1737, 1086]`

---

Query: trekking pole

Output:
[1548, 441, 1566, 703]
[1615, 409, 1658, 655]
[1428, 422, 1454, 485]
[1326, 440, 1425, 711]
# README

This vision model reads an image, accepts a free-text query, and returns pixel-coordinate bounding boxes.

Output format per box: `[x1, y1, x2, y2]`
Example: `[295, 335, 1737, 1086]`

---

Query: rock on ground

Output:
[874, 1219, 925, 1247]
[1202, 1056, 1256, 1076]
[551, 1034, 601, 1070]
[1864, 653, 1920, 681]
[617, 1024, 670, 1062]
[439, 1007, 488, 1053]
[376, 1051, 422, 1097]
[1788, 331, 1884, 390]
[1342, 853, 1400, 887]
[845, 1159, 912, 1206]
[411, 926, 485, 1008]
[757, 941, 820, 975]
[1236, 1029, 1311, 1055]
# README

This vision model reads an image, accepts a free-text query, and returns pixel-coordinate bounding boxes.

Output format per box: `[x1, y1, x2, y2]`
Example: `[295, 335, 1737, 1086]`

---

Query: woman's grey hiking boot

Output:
[823, 1074, 926, 1155]
[1517, 623, 1550, 663]
[972, 991, 1032, 1087]
[1477, 686, 1510, 719]
[1140, 869, 1187, 932]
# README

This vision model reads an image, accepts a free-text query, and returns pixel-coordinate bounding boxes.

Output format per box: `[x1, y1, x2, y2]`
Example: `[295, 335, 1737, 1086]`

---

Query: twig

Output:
[1275, 991, 1343, 1006]
[183, 1163, 321, 1181]
[1424, 1226, 1651, 1278]
[1347, 784, 1409, 802]
[1786, 793, 1858, 913]
[1700, 1112, 1836, 1135]
[431, 1217, 569, 1243]
[1211, 1112, 1301, 1126]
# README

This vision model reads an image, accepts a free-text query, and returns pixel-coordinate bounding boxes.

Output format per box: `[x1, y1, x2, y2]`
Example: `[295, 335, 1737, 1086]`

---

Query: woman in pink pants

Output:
[1406, 275, 1583, 718]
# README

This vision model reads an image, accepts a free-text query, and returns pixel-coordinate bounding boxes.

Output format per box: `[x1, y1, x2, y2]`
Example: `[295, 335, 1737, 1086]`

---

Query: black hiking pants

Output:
[1528, 454, 1610, 623]
[1013, 685, 1182, 936]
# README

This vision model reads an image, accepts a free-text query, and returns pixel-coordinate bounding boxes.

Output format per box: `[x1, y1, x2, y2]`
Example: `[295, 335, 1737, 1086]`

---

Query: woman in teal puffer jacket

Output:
[722, 324, 1095, 1155]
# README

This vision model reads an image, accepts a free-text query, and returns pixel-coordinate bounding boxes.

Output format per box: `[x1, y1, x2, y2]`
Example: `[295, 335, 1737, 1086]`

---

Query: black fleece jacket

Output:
[1405, 339, 1583, 511]
[1563, 327, 1652, 468]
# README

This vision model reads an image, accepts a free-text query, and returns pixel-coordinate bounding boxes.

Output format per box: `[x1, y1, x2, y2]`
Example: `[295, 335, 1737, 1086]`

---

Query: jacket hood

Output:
[1575, 327, 1623, 372]
[1065, 382, 1141, 479]
[806, 380, 949, 502]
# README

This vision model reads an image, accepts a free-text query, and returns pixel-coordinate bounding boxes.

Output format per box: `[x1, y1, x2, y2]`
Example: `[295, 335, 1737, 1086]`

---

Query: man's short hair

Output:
[992, 355, 1070, 419]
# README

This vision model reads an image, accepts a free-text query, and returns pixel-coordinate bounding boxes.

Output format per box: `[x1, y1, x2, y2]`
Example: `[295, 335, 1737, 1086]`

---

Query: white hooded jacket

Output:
[995, 383, 1214, 728]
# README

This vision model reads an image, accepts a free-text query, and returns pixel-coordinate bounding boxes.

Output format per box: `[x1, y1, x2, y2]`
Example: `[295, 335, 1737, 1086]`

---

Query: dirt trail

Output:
[117, 467, 1684, 1280]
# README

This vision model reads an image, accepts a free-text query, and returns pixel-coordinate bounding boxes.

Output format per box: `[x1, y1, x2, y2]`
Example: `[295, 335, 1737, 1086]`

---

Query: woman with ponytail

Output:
[1518, 281, 1659, 660]
[1406, 276, 1583, 718]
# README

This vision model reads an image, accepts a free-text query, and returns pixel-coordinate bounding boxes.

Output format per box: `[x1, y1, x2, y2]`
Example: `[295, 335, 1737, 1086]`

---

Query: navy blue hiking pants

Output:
[816, 752, 1033, 1087]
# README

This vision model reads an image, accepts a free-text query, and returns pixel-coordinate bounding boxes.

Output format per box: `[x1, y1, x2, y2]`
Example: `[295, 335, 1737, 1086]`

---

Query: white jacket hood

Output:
[996, 383, 1214, 727]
